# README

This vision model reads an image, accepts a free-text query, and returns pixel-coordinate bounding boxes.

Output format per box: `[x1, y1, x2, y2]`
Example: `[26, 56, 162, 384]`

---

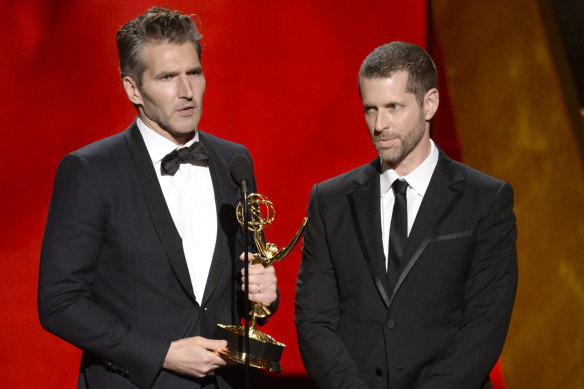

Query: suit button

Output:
[387, 320, 396, 329]
[375, 368, 383, 377]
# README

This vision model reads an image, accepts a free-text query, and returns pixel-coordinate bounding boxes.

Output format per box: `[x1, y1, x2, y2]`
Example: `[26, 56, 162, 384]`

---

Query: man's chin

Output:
[169, 121, 199, 135]
[174, 119, 200, 134]
[160, 125, 198, 144]
[378, 148, 401, 164]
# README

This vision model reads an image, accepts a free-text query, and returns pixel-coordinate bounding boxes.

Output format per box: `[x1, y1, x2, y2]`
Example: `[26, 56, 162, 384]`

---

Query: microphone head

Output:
[230, 154, 253, 191]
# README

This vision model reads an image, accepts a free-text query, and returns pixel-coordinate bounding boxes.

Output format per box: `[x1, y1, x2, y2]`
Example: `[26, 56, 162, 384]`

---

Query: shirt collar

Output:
[380, 139, 439, 197]
[136, 117, 199, 164]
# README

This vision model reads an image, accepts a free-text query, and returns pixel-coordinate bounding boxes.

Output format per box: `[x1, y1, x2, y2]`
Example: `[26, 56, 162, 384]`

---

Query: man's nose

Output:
[374, 112, 390, 132]
[177, 75, 194, 99]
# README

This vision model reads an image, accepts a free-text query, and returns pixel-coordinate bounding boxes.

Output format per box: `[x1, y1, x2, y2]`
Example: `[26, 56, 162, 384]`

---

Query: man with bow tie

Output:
[38, 7, 278, 389]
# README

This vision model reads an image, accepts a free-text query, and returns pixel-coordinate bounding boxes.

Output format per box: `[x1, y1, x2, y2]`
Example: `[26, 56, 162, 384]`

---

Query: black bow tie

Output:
[160, 141, 209, 176]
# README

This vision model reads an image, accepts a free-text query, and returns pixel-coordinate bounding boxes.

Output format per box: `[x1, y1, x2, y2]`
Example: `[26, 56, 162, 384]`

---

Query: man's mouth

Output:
[177, 106, 196, 115]
[377, 137, 398, 148]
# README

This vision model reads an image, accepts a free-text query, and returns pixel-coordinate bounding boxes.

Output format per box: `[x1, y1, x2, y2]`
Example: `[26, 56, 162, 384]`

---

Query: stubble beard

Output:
[377, 112, 426, 165]
[140, 88, 199, 139]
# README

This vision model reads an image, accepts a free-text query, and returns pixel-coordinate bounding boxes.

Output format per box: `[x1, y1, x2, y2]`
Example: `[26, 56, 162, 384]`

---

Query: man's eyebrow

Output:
[155, 70, 178, 79]
[187, 66, 203, 74]
[153, 66, 203, 79]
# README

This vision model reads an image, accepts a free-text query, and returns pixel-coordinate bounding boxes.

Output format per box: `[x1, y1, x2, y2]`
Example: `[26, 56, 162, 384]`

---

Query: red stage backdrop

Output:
[1, 1, 437, 387]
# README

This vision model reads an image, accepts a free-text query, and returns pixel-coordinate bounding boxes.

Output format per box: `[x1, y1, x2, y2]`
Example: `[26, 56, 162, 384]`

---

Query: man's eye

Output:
[389, 104, 401, 110]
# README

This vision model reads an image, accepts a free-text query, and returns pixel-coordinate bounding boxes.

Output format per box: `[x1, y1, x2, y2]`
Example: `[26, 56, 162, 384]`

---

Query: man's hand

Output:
[240, 252, 277, 306]
[163, 336, 227, 378]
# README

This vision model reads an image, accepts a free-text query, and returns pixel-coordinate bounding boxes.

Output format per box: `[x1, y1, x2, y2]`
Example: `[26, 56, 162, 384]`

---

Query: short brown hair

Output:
[116, 6, 202, 86]
[359, 41, 437, 105]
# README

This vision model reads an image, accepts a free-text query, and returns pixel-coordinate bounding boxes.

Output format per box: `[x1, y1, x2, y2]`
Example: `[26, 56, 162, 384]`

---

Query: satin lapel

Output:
[199, 133, 233, 306]
[348, 159, 391, 308]
[124, 123, 197, 303]
[388, 151, 464, 306]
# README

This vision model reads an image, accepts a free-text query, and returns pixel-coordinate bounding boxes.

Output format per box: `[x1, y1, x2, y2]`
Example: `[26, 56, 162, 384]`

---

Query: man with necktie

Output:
[38, 7, 277, 389]
[295, 41, 517, 389]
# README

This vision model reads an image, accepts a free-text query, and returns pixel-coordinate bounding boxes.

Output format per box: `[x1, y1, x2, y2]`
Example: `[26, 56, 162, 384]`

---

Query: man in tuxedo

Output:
[295, 42, 517, 389]
[38, 7, 277, 389]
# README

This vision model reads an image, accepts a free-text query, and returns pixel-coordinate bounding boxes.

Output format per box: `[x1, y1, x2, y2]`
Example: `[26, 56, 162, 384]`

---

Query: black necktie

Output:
[160, 141, 209, 176]
[388, 179, 408, 289]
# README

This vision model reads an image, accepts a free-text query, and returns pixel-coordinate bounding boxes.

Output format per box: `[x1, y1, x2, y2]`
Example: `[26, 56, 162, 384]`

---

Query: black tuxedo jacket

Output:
[295, 150, 517, 389]
[39, 122, 258, 389]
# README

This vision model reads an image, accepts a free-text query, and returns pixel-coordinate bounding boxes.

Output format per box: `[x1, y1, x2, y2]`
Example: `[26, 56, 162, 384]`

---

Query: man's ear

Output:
[123, 76, 143, 106]
[423, 88, 439, 121]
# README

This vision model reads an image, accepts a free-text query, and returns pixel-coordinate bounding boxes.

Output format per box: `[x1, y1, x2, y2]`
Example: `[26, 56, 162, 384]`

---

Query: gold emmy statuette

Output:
[216, 193, 308, 373]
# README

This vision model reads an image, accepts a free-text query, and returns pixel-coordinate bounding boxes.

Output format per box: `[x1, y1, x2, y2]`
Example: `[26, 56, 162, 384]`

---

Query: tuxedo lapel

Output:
[388, 151, 464, 306]
[124, 123, 197, 303]
[199, 132, 234, 306]
[348, 159, 391, 308]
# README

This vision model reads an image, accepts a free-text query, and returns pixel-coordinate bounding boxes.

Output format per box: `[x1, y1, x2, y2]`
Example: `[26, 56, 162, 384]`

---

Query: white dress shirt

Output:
[380, 139, 439, 271]
[137, 118, 217, 303]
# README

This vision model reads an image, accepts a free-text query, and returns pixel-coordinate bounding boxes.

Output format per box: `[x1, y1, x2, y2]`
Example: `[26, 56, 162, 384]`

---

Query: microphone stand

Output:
[241, 183, 250, 389]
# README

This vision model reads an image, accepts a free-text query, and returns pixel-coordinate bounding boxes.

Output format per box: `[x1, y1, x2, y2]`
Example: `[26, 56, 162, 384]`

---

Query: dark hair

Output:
[116, 6, 202, 86]
[358, 41, 437, 105]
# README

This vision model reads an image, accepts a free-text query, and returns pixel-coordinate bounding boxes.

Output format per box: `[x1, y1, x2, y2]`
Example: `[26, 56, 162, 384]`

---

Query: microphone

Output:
[230, 153, 254, 386]
[230, 154, 253, 194]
